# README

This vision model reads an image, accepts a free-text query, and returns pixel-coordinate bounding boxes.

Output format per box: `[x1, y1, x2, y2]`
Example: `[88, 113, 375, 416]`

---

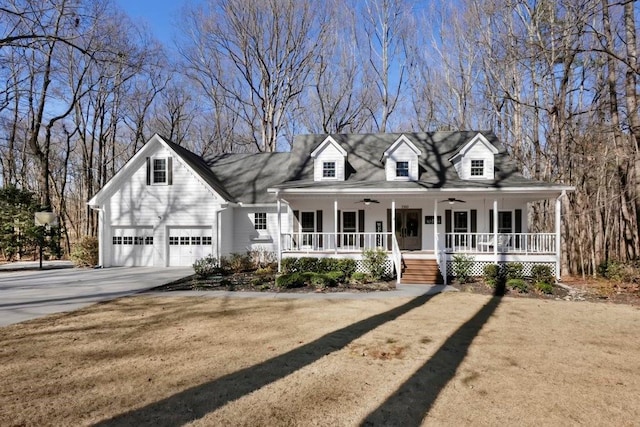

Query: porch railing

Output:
[281, 232, 392, 252]
[444, 232, 556, 254]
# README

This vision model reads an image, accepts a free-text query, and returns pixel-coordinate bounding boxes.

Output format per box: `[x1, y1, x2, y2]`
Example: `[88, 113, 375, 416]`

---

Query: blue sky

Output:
[114, 0, 194, 44]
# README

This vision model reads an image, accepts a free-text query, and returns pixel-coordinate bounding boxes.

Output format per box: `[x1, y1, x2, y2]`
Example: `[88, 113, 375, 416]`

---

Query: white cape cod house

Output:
[88, 132, 572, 284]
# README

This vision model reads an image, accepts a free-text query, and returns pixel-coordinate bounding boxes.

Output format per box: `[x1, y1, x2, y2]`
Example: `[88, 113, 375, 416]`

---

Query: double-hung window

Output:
[470, 159, 484, 177]
[254, 212, 267, 230]
[153, 158, 167, 184]
[396, 161, 409, 177]
[322, 161, 336, 178]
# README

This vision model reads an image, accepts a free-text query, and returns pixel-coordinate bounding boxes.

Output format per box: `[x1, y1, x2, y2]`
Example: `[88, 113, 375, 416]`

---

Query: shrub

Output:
[281, 257, 297, 273]
[276, 272, 306, 289]
[318, 257, 339, 272]
[507, 278, 528, 293]
[351, 271, 368, 284]
[70, 236, 99, 267]
[255, 266, 274, 276]
[535, 281, 553, 294]
[296, 257, 319, 273]
[225, 252, 252, 273]
[598, 260, 640, 283]
[248, 248, 277, 269]
[336, 259, 356, 277]
[309, 272, 337, 288]
[483, 263, 501, 288]
[362, 248, 388, 280]
[193, 254, 223, 278]
[452, 254, 474, 283]
[279, 257, 354, 280]
[503, 262, 524, 280]
[325, 270, 344, 283]
[531, 264, 554, 284]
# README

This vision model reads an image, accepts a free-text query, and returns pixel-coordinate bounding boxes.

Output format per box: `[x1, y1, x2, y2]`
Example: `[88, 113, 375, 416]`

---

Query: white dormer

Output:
[383, 134, 422, 181]
[449, 133, 499, 180]
[311, 136, 347, 181]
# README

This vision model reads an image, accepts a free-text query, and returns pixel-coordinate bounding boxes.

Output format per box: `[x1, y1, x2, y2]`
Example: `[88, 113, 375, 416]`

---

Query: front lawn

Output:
[1, 293, 639, 425]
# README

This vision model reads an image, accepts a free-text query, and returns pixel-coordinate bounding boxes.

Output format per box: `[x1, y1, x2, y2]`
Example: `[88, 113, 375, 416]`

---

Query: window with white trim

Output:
[470, 159, 484, 177]
[396, 161, 409, 177]
[254, 212, 267, 230]
[322, 161, 336, 178]
[153, 158, 167, 184]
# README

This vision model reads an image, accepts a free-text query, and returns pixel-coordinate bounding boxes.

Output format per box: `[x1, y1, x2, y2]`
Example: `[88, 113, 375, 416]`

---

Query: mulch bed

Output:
[450, 276, 640, 306]
[152, 272, 397, 293]
[153, 270, 640, 306]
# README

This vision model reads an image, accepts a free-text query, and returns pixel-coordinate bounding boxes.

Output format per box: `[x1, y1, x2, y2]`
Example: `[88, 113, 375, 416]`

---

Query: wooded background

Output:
[1, 0, 638, 275]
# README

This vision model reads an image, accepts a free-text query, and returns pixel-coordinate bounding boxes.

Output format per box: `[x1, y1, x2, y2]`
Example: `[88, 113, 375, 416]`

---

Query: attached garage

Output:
[168, 227, 213, 266]
[111, 226, 154, 266]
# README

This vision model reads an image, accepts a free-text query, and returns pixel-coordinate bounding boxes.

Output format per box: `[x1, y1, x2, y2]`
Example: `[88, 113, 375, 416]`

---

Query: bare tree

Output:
[179, 0, 329, 152]
[359, 0, 411, 132]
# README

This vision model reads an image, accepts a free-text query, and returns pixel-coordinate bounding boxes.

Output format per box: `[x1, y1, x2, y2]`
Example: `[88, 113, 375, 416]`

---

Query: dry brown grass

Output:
[1, 292, 639, 426]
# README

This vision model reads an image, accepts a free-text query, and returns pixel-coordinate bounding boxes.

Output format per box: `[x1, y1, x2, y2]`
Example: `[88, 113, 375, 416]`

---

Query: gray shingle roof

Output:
[164, 131, 565, 203]
[164, 138, 291, 203]
[276, 131, 559, 190]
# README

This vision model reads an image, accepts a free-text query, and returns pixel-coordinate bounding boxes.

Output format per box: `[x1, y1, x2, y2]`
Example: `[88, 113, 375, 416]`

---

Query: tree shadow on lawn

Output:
[96, 290, 441, 426]
[97, 287, 502, 426]
[361, 287, 504, 426]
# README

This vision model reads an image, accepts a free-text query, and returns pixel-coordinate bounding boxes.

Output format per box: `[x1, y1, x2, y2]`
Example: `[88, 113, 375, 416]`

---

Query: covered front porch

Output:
[274, 189, 567, 283]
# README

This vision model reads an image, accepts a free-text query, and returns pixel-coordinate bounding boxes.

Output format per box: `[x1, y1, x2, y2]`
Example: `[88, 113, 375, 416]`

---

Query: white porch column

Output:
[433, 200, 438, 255]
[277, 195, 282, 272]
[334, 199, 338, 254]
[391, 199, 396, 243]
[555, 192, 564, 281]
[493, 198, 499, 262]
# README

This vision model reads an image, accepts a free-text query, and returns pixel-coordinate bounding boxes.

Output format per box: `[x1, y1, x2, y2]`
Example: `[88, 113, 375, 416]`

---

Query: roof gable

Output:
[383, 134, 422, 158]
[88, 134, 230, 206]
[310, 136, 347, 158]
[449, 132, 499, 162]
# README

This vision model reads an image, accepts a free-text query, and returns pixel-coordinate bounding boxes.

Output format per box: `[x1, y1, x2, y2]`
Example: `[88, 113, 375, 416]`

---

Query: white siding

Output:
[232, 206, 279, 254]
[219, 207, 234, 256]
[105, 144, 224, 266]
[313, 144, 346, 181]
[457, 141, 495, 180]
[385, 143, 419, 181]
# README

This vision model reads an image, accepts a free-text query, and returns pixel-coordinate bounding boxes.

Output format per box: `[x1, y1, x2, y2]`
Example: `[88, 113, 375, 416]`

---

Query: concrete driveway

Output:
[0, 262, 193, 327]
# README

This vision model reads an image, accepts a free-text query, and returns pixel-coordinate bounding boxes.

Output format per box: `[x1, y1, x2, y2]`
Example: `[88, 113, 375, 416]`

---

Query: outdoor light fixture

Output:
[441, 197, 466, 205]
[356, 198, 380, 205]
[34, 211, 58, 269]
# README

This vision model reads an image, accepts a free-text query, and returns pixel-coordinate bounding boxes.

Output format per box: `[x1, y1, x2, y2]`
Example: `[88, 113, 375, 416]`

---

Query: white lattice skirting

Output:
[446, 261, 556, 277]
[355, 258, 394, 276]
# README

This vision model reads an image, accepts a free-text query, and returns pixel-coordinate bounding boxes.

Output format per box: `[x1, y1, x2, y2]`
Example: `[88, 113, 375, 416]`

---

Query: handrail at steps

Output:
[391, 233, 402, 285]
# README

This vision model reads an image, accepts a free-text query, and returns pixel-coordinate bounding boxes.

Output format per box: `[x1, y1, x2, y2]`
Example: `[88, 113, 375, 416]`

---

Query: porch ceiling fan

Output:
[356, 198, 380, 205]
[441, 197, 466, 204]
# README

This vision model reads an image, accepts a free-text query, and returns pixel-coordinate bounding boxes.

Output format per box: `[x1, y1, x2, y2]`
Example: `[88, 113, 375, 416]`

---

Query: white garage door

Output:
[112, 227, 154, 266]
[168, 227, 213, 266]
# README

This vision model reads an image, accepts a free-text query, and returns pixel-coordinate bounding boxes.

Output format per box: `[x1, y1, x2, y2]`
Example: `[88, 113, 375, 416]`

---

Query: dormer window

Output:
[383, 135, 422, 181]
[448, 133, 498, 180]
[311, 136, 347, 181]
[396, 161, 409, 177]
[323, 161, 336, 178]
[470, 160, 484, 177]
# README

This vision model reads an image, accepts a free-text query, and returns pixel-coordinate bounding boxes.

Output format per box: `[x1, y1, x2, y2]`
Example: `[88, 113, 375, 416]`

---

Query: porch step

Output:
[401, 259, 443, 284]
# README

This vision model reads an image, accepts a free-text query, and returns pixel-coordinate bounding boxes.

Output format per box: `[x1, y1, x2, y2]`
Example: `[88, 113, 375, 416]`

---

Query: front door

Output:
[388, 209, 422, 250]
